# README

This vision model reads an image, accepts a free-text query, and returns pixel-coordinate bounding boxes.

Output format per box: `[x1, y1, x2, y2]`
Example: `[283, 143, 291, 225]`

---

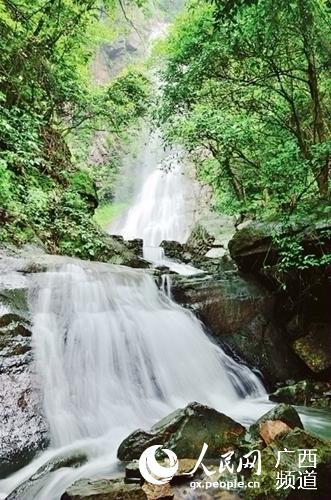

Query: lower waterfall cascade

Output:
[0, 258, 273, 500]
[1, 131, 330, 498]
[1, 134, 329, 499]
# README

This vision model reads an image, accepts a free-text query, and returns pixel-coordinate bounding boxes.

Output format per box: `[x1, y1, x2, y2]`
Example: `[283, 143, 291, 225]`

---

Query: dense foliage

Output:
[158, 0, 331, 221]
[0, 0, 149, 257]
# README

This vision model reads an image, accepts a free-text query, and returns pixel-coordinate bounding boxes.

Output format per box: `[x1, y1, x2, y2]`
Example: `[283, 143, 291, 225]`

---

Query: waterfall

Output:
[0, 132, 272, 499]
[0, 257, 270, 500]
[31, 260, 265, 449]
[111, 135, 201, 274]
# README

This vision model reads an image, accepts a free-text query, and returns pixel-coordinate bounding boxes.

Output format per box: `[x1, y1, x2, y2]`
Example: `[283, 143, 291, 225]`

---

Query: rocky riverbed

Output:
[0, 215, 330, 498]
[61, 402, 331, 500]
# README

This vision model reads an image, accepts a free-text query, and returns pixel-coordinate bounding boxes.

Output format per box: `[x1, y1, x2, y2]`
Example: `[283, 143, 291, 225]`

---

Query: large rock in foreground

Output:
[62, 479, 147, 500]
[117, 402, 245, 461]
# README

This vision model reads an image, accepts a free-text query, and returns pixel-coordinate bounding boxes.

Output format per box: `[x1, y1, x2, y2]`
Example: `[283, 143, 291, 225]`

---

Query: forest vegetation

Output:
[0, 0, 330, 268]
[0, 0, 150, 258]
[157, 0, 330, 220]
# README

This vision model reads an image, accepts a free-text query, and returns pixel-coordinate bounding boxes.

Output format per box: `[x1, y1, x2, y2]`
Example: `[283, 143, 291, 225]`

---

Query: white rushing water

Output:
[111, 134, 201, 275]
[0, 126, 270, 500]
[31, 262, 267, 444]
[0, 258, 270, 500]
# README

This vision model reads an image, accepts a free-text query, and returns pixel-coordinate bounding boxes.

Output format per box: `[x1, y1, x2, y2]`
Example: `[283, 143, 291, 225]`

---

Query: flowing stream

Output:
[0, 133, 277, 499]
[1, 136, 329, 499]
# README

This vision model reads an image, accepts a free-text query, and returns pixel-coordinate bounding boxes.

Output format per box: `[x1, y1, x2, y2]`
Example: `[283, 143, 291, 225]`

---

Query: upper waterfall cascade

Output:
[111, 135, 202, 274]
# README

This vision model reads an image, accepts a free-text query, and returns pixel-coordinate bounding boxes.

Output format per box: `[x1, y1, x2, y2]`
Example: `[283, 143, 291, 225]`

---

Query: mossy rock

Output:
[292, 325, 331, 373]
[270, 380, 331, 408]
[0, 288, 29, 322]
[228, 219, 331, 273]
[62, 479, 147, 500]
[117, 402, 245, 461]
[229, 224, 271, 257]
[249, 404, 303, 442]
[245, 429, 331, 499]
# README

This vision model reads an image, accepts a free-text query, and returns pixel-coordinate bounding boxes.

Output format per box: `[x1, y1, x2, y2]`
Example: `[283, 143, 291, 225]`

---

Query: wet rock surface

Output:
[7, 453, 87, 500]
[117, 402, 245, 461]
[269, 380, 331, 408]
[170, 272, 305, 386]
[159, 213, 237, 275]
[248, 404, 303, 442]
[108, 236, 150, 268]
[62, 479, 148, 500]
[0, 255, 49, 478]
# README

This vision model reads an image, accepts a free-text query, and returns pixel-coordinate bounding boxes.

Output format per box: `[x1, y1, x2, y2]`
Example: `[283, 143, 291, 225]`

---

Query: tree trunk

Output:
[298, 0, 329, 195]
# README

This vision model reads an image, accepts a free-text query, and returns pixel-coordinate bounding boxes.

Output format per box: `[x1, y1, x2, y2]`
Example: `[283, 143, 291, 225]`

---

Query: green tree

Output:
[158, 0, 331, 218]
[0, 0, 150, 256]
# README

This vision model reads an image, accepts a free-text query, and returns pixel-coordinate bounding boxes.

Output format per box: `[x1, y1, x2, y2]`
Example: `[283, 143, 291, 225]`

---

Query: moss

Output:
[243, 429, 331, 499]
[293, 328, 331, 373]
[93, 202, 128, 228]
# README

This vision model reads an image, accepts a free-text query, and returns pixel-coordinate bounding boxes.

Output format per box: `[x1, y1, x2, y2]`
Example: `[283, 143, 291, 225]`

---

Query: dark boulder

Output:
[160, 240, 188, 261]
[228, 219, 331, 274]
[117, 402, 245, 461]
[0, 263, 49, 478]
[171, 273, 305, 386]
[125, 238, 144, 257]
[228, 223, 275, 273]
[270, 380, 331, 408]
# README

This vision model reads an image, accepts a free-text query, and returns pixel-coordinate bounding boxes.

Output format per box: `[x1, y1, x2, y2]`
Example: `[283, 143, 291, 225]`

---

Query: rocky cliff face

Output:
[161, 214, 330, 390]
[0, 255, 49, 478]
[227, 219, 331, 382]
[170, 272, 306, 387]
